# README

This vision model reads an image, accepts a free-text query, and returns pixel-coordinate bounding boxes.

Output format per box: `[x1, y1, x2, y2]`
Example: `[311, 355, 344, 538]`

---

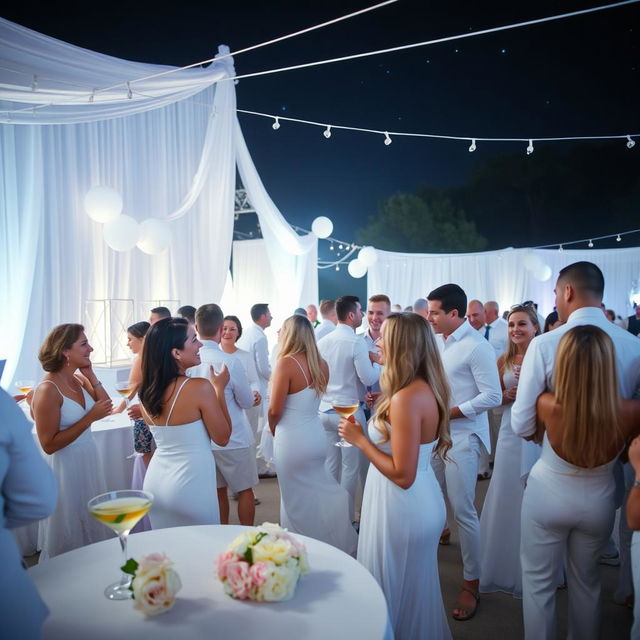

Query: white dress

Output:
[358, 420, 452, 640]
[36, 381, 110, 561]
[273, 365, 357, 556]
[479, 367, 523, 597]
[143, 379, 220, 529]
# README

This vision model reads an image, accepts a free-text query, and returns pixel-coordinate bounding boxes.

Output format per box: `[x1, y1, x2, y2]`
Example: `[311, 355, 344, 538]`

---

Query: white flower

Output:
[257, 522, 286, 537]
[252, 537, 293, 565]
[256, 563, 300, 602]
[228, 531, 253, 557]
[132, 556, 182, 617]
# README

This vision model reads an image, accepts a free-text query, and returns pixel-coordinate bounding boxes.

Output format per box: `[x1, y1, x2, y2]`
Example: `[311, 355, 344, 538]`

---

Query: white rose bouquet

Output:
[122, 553, 182, 616]
[216, 522, 309, 601]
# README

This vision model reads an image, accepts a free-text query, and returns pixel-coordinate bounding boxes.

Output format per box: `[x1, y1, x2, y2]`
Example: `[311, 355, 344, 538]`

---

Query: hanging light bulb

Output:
[329, 243, 334, 251]
[384, 132, 392, 146]
[127, 82, 133, 99]
[558, 244, 563, 252]
[526, 139, 534, 155]
[616, 234, 622, 242]
[335, 265, 340, 271]
[272, 117, 280, 130]
[588, 239, 594, 248]
[468, 138, 476, 152]
[338, 244, 343, 250]
[627, 135, 636, 149]
[323, 125, 332, 139]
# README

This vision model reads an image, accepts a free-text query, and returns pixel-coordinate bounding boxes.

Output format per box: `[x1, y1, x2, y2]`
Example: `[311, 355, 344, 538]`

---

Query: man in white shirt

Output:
[314, 299, 338, 341]
[362, 294, 390, 407]
[188, 304, 258, 525]
[511, 262, 640, 627]
[236, 303, 273, 476]
[466, 299, 486, 332]
[483, 301, 508, 357]
[427, 283, 502, 621]
[318, 295, 381, 521]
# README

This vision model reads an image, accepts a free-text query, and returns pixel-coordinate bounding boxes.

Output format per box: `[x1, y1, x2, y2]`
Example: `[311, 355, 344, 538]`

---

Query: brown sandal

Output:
[452, 587, 479, 621]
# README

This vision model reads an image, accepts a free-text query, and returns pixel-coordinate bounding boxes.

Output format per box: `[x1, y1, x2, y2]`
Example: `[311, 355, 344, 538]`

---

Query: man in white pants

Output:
[427, 283, 502, 621]
[188, 304, 258, 525]
[318, 295, 380, 522]
[511, 261, 640, 640]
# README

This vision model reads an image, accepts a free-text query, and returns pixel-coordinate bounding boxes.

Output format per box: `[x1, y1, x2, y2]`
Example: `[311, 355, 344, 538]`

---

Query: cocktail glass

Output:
[332, 397, 360, 448]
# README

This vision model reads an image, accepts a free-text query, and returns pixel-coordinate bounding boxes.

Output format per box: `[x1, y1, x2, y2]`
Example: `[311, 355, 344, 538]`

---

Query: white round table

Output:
[29, 525, 393, 640]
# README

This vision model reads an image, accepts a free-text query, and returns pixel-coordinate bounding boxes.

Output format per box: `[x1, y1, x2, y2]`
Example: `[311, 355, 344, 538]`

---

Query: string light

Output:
[588, 239, 594, 248]
[526, 139, 534, 155]
[617, 234, 622, 242]
[533, 228, 640, 249]
[384, 132, 392, 146]
[330, 243, 334, 250]
[335, 265, 340, 271]
[558, 244, 563, 251]
[627, 135, 636, 149]
[272, 117, 280, 130]
[468, 138, 476, 152]
[323, 125, 332, 139]
[339, 244, 343, 250]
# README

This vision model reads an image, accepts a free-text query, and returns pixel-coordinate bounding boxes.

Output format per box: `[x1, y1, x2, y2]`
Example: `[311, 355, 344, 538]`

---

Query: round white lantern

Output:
[84, 186, 123, 223]
[103, 215, 139, 251]
[311, 216, 333, 239]
[348, 259, 367, 278]
[358, 245, 378, 267]
[137, 218, 171, 255]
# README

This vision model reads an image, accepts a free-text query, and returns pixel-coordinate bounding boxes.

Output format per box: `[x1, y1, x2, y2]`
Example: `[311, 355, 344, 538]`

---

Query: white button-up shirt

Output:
[317, 323, 381, 411]
[484, 317, 508, 358]
[187, 340, 255, 450]
[437, 320, 502, 451]
[236, 324, 271, 394]
[315, 319, 336, 341]
[512, 306, 640, 437]
[362, 330, 382, 394]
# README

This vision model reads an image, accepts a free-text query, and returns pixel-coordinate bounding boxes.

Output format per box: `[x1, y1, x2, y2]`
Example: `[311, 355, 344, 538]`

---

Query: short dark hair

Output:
[150, 306, 171, 319]
[195, 304, 224, 337]
[177, 305, 196, 323]
[336, 295, 360, 321]
[223, 315, 243, 340]
[544, 311, 559, 333]
[427, 284, 467, 318]
[250, 303, 270, 322]
[127, 321, 150, 339]
[557, 261, 604, 300]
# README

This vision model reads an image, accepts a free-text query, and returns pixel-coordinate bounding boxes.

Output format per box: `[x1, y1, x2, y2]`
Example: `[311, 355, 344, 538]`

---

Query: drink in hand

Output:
[15, 380, 34, 396]
[332, 398, 359, 447]
[90, 495, 152, 535]
[332, 404, 359, 420]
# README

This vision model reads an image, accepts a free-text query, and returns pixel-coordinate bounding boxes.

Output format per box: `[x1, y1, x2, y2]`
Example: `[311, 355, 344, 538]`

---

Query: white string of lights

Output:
[238, 109, 640, 152]
[533, 228, 640, 250]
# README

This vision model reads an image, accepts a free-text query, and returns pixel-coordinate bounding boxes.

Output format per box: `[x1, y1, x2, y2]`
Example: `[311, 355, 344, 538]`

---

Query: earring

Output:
[65, 355, 70, 367]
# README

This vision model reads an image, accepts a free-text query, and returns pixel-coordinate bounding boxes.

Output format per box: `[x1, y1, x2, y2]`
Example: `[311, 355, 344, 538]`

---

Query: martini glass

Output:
[88, 490, 153, 600]
[332, 397, 360, 447]
[115, 380, 134, 425]
[15, 379, 34, 403]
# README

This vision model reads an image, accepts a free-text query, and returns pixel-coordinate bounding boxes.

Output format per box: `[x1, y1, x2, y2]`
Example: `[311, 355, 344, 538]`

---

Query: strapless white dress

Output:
[273, 386, 357, 555]
[358, 420, 452, 640]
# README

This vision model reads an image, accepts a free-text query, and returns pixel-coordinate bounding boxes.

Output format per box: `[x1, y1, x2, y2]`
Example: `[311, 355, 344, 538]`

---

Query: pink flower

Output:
[280, 532, 306, 556]
[225, 561, 253, 600]
[216, 551, 242, 580]
[138, 552, 172, 573]
[250, 561, 271, 587]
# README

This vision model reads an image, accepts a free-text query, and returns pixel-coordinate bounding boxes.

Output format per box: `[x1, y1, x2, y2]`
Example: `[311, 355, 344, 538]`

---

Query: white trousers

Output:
[478, 407, 502, 475]
[431, 433, 482, 580]
[320, 408, 368, 522]
[246, 404, 272, 475]
[520, 464, 615, 640]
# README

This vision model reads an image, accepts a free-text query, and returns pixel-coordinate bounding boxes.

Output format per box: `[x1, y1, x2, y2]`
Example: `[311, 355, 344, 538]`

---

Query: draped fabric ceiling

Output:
[0, 18, 317, 386]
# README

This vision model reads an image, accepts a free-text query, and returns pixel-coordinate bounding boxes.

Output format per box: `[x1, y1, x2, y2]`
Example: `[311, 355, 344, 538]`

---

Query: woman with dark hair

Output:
[220, 315, 261, 405]
[31, 323, 113, 559]
[140, 317, 231, 529]
[543, 311, 562, 333]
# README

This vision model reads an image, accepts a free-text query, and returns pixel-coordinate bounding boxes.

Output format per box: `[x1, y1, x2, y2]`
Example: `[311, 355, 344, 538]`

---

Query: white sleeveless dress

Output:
[36, 381, 109, 561]
[143, 379, 220, 529]
[273, 359, 357, 555]
[358, 420, 452, 640]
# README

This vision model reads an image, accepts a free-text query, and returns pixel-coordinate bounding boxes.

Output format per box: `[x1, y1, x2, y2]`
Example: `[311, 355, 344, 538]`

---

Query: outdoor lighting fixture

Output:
[468, 139, 476, 152]
[526, 139, 534, 155]
[558, 244, 563, 251]
[384, 132, 392, 146]
[627, 135, 636, 149]
[323, 125, 332, 139]
[272, 117, 280, 130]
[617, 234, 622, 242]
[588, 239, 594, 248]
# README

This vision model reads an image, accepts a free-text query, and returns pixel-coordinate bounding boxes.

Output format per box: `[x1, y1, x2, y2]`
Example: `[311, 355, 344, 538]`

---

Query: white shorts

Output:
[214, 448, 259, 493]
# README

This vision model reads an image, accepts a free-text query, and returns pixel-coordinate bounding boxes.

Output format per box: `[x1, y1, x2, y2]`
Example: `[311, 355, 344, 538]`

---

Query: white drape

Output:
[367, 247, 640, 318]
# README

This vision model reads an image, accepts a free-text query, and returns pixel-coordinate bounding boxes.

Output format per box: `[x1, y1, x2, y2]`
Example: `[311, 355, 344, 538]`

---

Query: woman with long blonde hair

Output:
[339, 312, 452, 640]
[521, 325, 640, 640]
[268, 314, 357, 554]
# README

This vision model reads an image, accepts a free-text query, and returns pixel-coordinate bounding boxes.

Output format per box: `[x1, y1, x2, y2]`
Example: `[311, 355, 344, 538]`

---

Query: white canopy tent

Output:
[0, 18, 317, 387]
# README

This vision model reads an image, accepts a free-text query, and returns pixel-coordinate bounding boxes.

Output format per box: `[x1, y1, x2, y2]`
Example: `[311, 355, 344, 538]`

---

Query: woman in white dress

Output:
[220, 315, 261, 403]
[31, 324, 113, 560]
[521, 326, 640, 639]
[339, 312, 452, 640]
[139, 317, 231, 529]
[480, 304, 539, 598]
[269, 314, 357, 555]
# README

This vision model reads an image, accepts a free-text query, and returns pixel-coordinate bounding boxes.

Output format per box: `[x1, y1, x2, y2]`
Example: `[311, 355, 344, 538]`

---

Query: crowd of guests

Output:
[3, 260, 640, 639]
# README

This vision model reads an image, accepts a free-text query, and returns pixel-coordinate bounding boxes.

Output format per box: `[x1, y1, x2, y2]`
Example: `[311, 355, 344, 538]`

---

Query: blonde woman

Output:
[268, 315, 357, 555]
[339, 312, 452, 640]
[521, 325, 640, 640]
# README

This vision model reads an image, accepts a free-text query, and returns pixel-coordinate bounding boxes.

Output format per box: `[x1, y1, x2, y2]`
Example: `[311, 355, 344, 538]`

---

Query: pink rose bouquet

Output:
[216, 522, 309, 602]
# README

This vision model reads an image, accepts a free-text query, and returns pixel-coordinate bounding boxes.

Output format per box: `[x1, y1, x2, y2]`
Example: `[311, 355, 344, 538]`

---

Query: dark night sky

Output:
[3, 0, 639, 300]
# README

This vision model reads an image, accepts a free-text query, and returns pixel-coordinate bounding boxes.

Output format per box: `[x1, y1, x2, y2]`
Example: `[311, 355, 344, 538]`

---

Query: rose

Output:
[249, 561, 272, 587]
[252, 537, 293, 565]
[228, 531, 254, 557]
[256, 563, 299, 602]
[131, 554, 182, 617]
[258, 522, 285, 537]
[216, 551, 242, 580]
[224, 560, 253, 600]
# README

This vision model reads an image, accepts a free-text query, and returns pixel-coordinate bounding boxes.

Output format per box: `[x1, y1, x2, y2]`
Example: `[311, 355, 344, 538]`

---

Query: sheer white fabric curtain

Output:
[368, 247, 640, 317]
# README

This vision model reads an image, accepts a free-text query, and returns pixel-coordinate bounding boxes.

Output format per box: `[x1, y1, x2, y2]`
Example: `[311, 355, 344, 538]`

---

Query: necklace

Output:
[53, 374, 81, 396]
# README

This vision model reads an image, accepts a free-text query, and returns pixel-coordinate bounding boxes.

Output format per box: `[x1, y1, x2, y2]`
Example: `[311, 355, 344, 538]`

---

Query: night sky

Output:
[3, 0, 639, 300]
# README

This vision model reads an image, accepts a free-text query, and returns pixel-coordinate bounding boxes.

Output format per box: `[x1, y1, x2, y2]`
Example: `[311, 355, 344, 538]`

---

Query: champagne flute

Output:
[332, 396, 360, 448]
[88, 490, 153, 600]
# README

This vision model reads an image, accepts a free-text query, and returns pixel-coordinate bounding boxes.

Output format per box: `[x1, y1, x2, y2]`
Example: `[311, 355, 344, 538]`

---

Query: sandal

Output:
[439, 529, 451, 546]
[452, 587, 479, 621]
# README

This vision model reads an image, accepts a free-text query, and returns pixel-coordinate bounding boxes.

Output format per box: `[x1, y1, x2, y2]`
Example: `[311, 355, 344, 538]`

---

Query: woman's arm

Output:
[196, 375, 231, 447]
[268, 359, 290, 436]
[627, 435, 640, 530]
[77, 365, 110, 403]
[339, 387, 422, 489]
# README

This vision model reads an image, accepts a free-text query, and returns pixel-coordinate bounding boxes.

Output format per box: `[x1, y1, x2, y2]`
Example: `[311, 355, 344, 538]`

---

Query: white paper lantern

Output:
[348, 259, 367, 278]
[523, 251, 552, 282]
[103, 215, 139, 251]
[311, 216, 333, 239]
[84, 186, 123, 223]
[358, 245, 378, 267]
[136, 218, 171, 255]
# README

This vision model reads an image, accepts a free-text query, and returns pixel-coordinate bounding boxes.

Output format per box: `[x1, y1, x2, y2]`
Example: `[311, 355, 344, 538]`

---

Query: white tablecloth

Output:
[30, 525, 393, 640]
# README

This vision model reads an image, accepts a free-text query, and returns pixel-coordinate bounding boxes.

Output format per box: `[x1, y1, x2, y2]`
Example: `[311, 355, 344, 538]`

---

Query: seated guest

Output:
[339, 312, 452, 639]
[0, 388, 57, 639]
[189, 304, 258, 525]
[31, 324, 113, 559]
[149, 306, 171, 324]
[521, 326, 640, 640]
[315, 299, 338, 340]
[177, 305, 196, 324]
[140, 318, 231, 529]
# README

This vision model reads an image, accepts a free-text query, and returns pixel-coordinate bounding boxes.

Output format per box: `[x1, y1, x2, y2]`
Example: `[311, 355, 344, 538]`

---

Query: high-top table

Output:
[29, 524, 393, 640]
